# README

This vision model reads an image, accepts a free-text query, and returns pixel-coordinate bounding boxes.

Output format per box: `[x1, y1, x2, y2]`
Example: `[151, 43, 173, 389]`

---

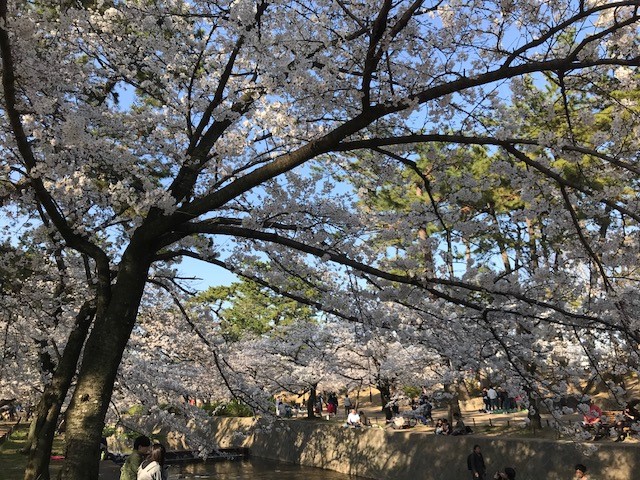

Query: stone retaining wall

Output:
[208, 417, 640, 480]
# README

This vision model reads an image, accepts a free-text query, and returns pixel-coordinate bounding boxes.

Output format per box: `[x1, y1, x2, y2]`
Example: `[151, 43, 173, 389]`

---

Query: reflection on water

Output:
[172, 458, 365, 479]
[97, 458, 366, 480]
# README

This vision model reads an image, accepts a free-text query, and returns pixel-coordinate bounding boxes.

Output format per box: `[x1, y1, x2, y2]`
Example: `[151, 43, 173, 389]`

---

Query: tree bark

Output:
[306, 384, 316, 419]
[377, 380, 392, 420]
[444, 382, 461, 425]
[378, 381, 390, 409]
[526, 389, 542, 429]
[524, 365, 542, 430]
[22, 302, 95, 480]
[58, 253, 150, 480]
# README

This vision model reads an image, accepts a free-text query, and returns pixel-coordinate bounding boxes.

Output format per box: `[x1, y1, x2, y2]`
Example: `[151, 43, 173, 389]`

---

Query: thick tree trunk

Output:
[306, 384, 316, 419]
[444, 382, 461, 425]
[377, 380, 392, 420]
[58, 254, 150, 480]
[378, 381, 391, 410]
[524, 363, 542, 429]
[526, 389, 542, 429]
[23, 302, 95, 480]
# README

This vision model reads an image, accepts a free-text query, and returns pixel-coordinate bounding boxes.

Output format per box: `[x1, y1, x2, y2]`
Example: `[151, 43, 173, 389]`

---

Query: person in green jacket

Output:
[120, 435, 151, 480]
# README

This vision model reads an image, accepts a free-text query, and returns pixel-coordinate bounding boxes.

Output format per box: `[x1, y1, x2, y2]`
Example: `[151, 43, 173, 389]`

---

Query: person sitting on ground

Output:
[441, 418, 451, 435]
[120, 435, 151, 480]
[493, 467, 516, 480]
[452, 412, 468, 435]
[615, 399, 640, 442]
[358, 410, 370, 427]
[434, 418, 444, 434]
[581, 398, 603, 439]
[346, 408, 361, 427]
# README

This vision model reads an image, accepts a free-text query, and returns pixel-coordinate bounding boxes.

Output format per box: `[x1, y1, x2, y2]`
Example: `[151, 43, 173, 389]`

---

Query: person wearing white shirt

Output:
[346, 409, 361, 427]
[137, 443, 168, 480]
[486, 387, 498, 411]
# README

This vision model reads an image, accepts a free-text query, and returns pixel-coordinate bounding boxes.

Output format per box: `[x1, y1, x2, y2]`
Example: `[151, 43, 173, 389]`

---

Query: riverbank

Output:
[207, 417, 639, 480]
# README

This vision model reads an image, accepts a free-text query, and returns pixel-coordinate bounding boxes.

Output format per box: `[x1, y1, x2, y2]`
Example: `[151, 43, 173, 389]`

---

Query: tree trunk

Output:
[307, 384, 316, 419]
[378, 381, 391, 411]
[23, 302, 95, 480]
[444, 382, 461, 425]
[377, 380, 392, 421]
[490, 208, 512, 273]
[526, 389, 542, 429]
[58, 254, 150, 480]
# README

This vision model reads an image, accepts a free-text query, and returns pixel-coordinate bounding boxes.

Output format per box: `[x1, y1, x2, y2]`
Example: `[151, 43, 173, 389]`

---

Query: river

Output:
[96, 458, 367, 479]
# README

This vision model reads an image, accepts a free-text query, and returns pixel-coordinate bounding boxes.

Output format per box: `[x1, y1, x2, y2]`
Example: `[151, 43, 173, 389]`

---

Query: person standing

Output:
[343, 394, 352, 416]
[120, 435, 151, 480]
[487, 387, 498, 411]
[137, 443, 169, 480]
[467, 444, 486, 480]
[482, 388, 491, 412]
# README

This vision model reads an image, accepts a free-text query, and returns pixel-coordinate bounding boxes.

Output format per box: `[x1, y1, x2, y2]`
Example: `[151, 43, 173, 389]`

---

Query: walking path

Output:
[310, 396, 639, 443]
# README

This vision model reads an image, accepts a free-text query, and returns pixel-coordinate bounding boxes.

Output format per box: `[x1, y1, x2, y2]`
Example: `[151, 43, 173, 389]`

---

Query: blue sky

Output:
[178, 256, 238, 289]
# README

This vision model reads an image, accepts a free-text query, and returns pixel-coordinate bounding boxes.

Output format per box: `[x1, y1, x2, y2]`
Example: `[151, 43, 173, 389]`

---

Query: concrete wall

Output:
[209, 417, 640, 480]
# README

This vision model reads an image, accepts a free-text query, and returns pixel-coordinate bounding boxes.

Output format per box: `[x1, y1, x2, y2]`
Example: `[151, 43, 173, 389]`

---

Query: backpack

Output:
[467, 453, 473, 470]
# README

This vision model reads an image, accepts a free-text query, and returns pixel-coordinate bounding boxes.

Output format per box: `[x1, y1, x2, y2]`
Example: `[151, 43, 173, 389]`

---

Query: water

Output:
[99, 458, 366, 480]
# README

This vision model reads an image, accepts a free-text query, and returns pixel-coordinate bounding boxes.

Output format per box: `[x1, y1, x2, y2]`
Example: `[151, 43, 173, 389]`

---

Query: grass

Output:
[0, 425, 65, 480]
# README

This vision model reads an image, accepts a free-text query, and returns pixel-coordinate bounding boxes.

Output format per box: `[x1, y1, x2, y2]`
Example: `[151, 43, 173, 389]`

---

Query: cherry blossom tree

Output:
[0, 1, 639, 479]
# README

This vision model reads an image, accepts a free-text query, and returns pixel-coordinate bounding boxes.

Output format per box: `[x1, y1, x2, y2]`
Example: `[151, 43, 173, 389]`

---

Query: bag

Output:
[467, 453, 473, 470]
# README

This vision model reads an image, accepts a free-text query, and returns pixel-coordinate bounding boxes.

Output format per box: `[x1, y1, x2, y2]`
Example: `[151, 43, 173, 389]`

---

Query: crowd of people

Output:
[274, 387, 640, 445]
[481, 386, 521, 412]
[103, 390, 617, 480]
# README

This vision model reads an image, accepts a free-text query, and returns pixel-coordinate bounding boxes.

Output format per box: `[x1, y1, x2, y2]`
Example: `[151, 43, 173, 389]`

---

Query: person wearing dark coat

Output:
[468, 444, 487, 480]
